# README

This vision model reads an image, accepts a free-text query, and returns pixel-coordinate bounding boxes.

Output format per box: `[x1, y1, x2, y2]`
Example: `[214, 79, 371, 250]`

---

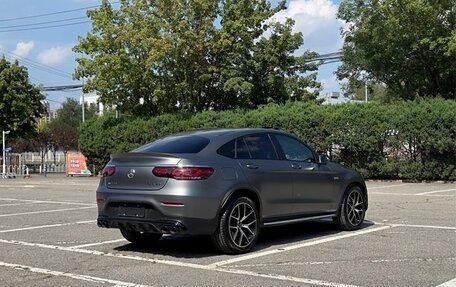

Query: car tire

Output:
[119, 228, 162, 245]
[212, 197, 259, 254]
[333, 185, 366, 231]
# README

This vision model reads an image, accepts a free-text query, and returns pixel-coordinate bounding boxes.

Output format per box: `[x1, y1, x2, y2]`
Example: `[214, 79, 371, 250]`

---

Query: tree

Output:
[48, 123, 78, 153]
[32, 122, 52, 167]
[0, 57, 46, 137]
[49, 98, 97, 129]
[347, 83, 390, 102]
[10, 98, 97, 155]
[337, 0, 456, 100]
[47, 97, 97, 152]
[73, 0, 319, 116]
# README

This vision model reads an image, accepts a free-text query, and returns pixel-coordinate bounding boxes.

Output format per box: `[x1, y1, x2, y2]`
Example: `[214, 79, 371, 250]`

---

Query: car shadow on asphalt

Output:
[256, 220, 375, 250]
[112, 220, 376, 259]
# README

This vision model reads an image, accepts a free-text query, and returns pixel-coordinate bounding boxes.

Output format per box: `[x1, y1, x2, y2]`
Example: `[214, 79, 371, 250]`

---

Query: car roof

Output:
[170, 128, 287, 138]
[137, 128, 301, 157]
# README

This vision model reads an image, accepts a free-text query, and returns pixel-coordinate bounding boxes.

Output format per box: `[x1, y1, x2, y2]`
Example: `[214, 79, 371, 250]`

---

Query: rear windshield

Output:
[133, 135, 210, 154]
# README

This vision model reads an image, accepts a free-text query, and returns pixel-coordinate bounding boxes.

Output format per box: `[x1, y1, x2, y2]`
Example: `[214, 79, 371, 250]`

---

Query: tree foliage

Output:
[47, 98, 98, 152]
[337, 0, 456, 100]
[80, 99, 456, 180]
[73, 0, 320, 116]
[348, 83, 389, 102]
[10, 98, 97, 153]
[0, 57, 46, 137]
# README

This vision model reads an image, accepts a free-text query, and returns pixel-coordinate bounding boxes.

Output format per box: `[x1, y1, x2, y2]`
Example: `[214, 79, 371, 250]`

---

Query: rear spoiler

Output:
[111, 152, 179, 160]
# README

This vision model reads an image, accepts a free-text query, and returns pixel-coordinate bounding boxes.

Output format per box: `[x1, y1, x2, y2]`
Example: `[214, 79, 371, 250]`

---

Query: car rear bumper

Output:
[97, 216, 216, 235]
[96, 187, 220, 235]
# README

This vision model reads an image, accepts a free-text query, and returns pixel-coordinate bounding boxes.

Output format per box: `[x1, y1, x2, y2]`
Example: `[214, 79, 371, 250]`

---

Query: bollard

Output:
[24, 166, 30, 178]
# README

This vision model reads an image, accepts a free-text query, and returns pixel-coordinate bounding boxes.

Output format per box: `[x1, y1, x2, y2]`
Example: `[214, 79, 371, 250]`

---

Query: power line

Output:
[0, 48, 73, 77]
[317, 51, 343, 57]
[1, 55, 72, 80]
[42, 85, 83, 91]
[0, 16, 87, 30]
[29, 76, 51, 86]
[0, 2, 119, 22]
[45, 98, 65, 104]
[0, 48, 73, 79]
[318, 59, 342, 65]
[0, 21, 91, 33]
[305, 51, 343, 63]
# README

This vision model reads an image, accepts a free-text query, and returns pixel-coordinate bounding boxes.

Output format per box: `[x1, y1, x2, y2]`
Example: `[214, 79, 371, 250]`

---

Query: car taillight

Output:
[102, 166, 116, 177]
[152, 166, 214, 180]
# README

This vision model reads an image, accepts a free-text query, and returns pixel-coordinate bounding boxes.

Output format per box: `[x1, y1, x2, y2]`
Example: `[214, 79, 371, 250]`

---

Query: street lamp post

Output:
[82, 80, 85, 123]
[2, 130, 11, 176]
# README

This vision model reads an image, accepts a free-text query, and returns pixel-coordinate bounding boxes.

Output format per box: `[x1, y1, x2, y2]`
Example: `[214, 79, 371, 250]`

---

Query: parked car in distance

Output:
[96, 128, 368, 254]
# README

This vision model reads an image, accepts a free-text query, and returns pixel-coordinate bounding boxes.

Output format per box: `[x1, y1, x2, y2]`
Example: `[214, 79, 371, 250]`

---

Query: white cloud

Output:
[272, 0, 344, 53]
[37, 45, 73, 65]
[13, 41, 35, 58]
[269, 1, 346, 94]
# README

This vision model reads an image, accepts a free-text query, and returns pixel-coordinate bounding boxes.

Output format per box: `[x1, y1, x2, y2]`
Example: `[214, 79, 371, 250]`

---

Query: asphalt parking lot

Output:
[0, 175, 454, 287]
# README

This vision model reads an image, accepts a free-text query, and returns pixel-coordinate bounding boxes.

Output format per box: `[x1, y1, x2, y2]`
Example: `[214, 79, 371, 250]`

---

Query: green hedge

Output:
[79, 98, 456, 181]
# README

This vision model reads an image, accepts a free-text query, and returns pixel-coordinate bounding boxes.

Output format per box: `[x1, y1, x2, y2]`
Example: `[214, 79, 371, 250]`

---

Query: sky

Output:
[0, 0, 345, 109]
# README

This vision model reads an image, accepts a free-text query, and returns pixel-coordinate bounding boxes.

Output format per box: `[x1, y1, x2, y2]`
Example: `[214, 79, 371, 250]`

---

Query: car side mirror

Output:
[318, 154, 329, 164]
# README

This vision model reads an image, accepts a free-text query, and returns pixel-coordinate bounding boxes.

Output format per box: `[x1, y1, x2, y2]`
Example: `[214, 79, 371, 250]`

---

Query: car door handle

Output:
[302, 165, 315, 171]
[246, 164, 259, 169]
[291, 163, 302, 169]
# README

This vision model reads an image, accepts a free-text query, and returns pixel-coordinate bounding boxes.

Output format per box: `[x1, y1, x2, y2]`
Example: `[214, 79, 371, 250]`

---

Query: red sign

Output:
[66, 152, 91, 176]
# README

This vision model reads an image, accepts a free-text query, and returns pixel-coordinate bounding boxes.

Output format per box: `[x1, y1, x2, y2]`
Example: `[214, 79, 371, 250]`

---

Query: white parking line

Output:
[217, 267, 359, 287]
[375, 222, 456, 230]
[0, 185, 35, 188]
[0, 220, 96, 233]
[0, 202, 41, 207]
[370, 192, 454, 197]
[209, 225, 391, 267]
[0, 206, 95, 217]
[0, 238, 206, 269]
[416, 189, 456, 196]
[367, 184, 410, 190]
[0, 238, 359, 287]
[0, 261, 152, 287]
[228, 257, 456, 268]
[69, 238, 127, 249]
[0, 197, 96, 206]
[437, 278, 456, 287]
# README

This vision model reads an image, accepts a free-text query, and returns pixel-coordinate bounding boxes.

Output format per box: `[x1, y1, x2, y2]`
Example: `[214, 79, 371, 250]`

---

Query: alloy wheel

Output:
[347, 189, 365, 226]
[228, 202, 258, 248]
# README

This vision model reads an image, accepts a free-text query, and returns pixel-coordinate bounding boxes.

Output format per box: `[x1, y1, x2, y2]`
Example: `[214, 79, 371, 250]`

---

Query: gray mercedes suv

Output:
[96, 128, 368, 254]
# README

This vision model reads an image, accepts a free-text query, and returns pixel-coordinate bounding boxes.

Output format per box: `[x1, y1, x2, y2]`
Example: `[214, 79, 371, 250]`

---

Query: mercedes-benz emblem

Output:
[127, 169, 136, 179]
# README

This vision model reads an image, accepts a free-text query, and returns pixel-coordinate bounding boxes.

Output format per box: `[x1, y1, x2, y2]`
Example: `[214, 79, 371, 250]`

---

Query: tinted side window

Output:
[236, 138, 251, 159]
[133, 135, 210, 153]
[217, 138, 251, 159]
[217, 140, 235, 158]
[244, 134, 277, 160]
[274, 134, 315, 162]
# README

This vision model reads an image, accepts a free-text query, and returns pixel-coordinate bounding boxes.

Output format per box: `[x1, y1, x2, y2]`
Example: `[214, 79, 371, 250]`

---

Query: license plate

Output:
[118, 206, 145, 218]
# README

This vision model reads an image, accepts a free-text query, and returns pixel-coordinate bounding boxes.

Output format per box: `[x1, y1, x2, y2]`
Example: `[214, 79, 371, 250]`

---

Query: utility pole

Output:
[115, 96, 119, 119]
[82, 80, 85, 123]
[365, 83, 368, 103]
[2, 130, 11, 177]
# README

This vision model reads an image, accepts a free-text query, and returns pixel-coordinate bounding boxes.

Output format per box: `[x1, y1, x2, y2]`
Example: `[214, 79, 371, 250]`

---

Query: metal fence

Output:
[5, 163, 67, 176]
